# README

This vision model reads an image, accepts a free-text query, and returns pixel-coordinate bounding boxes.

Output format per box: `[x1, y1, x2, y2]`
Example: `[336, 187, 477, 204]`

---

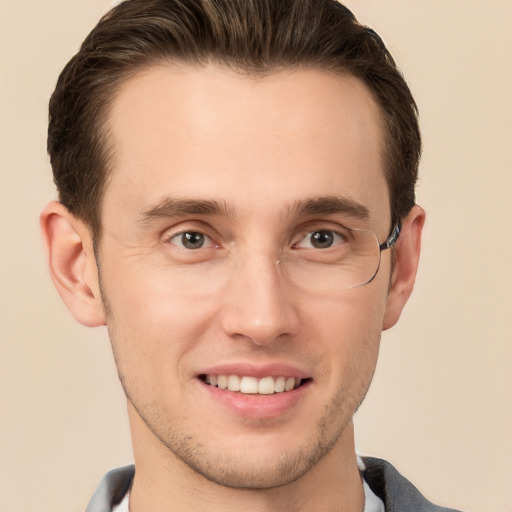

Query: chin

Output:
[159, 418, 349, 490]
[176, 446, 322, 490]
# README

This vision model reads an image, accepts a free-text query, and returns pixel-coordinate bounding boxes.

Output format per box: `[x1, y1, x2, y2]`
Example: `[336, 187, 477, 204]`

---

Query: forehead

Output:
[104, 63, 389, 228]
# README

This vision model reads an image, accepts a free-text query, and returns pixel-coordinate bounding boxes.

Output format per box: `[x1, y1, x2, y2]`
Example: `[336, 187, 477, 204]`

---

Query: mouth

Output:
[199, 374, 311, 395]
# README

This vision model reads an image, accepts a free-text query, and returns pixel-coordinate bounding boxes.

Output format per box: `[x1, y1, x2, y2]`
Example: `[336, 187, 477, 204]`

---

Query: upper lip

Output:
[199, 362, 311, 379]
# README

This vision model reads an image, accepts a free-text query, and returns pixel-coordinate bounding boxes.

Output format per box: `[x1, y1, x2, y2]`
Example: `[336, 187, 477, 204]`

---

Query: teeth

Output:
[227, 375, 240, 391]
[285, 377, 296, 392]
[274, 376, 285, 393]
[240, 376, 258, 393]
[217, 375, 228, 390]
[258, 376, 275, 395]
[204, 374, 304, 394]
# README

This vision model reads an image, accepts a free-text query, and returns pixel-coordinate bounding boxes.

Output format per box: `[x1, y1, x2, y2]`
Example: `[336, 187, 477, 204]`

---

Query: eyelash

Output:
[166, 226, 349, 252]
[169, 231, 217, 250]
[293, 229, 348, 250]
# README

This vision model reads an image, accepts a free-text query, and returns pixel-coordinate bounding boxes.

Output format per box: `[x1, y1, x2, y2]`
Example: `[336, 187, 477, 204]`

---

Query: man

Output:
[40, 0, 462, 510]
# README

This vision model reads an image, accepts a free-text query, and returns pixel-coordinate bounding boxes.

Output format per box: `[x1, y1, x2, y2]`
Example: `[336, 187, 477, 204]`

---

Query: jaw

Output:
[128, 398, 364, 511]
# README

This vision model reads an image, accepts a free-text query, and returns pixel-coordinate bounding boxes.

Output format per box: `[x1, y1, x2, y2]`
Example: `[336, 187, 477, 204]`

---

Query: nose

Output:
[219, 253, 300, 346]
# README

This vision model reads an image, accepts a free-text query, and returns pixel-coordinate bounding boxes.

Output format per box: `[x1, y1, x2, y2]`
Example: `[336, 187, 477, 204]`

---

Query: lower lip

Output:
[199, 379, 312, 419]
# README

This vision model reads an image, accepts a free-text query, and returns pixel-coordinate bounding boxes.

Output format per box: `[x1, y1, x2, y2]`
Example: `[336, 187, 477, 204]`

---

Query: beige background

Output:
[1, 1, 511, 511]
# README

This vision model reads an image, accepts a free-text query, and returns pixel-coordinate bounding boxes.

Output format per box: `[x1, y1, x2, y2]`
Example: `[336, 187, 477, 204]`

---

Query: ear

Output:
[383, 205, 426, 330]
[40, 201, 106, 327]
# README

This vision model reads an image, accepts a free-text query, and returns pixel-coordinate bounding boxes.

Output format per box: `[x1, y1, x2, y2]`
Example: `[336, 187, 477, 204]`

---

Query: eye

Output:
[169, 231, 213, 250]
[296, 229, 346, 249]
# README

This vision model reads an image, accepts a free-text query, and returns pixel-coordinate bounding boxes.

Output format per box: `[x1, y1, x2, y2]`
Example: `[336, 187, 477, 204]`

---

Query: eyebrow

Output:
[137, 194, 370, 227]
[137, 197, 234, 226]
[290, 195, 370, 221]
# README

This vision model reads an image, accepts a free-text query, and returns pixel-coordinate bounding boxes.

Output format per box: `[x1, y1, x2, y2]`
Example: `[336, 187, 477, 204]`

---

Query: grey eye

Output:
[309, 230, 335, 248]
[171, 231, 211, 249]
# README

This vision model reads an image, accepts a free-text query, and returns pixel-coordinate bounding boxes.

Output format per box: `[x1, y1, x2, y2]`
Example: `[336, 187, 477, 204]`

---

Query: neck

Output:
[128, 407, 364, 512]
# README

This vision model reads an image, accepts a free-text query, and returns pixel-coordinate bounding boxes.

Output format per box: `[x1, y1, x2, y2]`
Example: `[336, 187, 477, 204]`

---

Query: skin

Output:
[41, 64, 424, 511]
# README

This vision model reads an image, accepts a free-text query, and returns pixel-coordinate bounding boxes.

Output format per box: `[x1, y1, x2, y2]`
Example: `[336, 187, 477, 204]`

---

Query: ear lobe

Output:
[40, 201, 106, 327]
[383, 205, 426, 330]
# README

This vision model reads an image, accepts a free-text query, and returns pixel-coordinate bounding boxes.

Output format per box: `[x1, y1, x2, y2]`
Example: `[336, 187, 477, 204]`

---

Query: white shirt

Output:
[363, 477, 386, 512]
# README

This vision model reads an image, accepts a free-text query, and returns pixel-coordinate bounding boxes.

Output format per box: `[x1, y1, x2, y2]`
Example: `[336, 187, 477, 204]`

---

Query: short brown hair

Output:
[48, 0, 421, 238]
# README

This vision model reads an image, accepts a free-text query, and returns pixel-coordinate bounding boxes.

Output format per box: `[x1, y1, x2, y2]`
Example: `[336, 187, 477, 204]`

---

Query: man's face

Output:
[98, 64, 393, 488]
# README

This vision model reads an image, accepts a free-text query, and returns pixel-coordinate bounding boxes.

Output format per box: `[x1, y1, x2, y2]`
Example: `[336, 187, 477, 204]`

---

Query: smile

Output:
[201, 374, 305, 395]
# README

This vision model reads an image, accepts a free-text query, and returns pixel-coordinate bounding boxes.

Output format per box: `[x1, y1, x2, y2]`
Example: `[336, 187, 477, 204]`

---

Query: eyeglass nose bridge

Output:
[168, 224, 401, 296]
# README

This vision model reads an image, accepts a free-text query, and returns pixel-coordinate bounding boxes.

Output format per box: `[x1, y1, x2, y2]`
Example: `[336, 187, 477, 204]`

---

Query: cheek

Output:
[101, 263, 219, 388]
[305, 283, 387, 377]
[105, 260, 209, 329]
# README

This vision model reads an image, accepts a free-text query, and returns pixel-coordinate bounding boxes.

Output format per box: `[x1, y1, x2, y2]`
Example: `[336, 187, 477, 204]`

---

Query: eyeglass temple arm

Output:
[379, 223, 401, 251]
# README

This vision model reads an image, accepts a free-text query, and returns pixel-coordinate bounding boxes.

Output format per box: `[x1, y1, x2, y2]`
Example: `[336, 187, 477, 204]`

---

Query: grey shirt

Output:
[85, 456, 465, 512]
